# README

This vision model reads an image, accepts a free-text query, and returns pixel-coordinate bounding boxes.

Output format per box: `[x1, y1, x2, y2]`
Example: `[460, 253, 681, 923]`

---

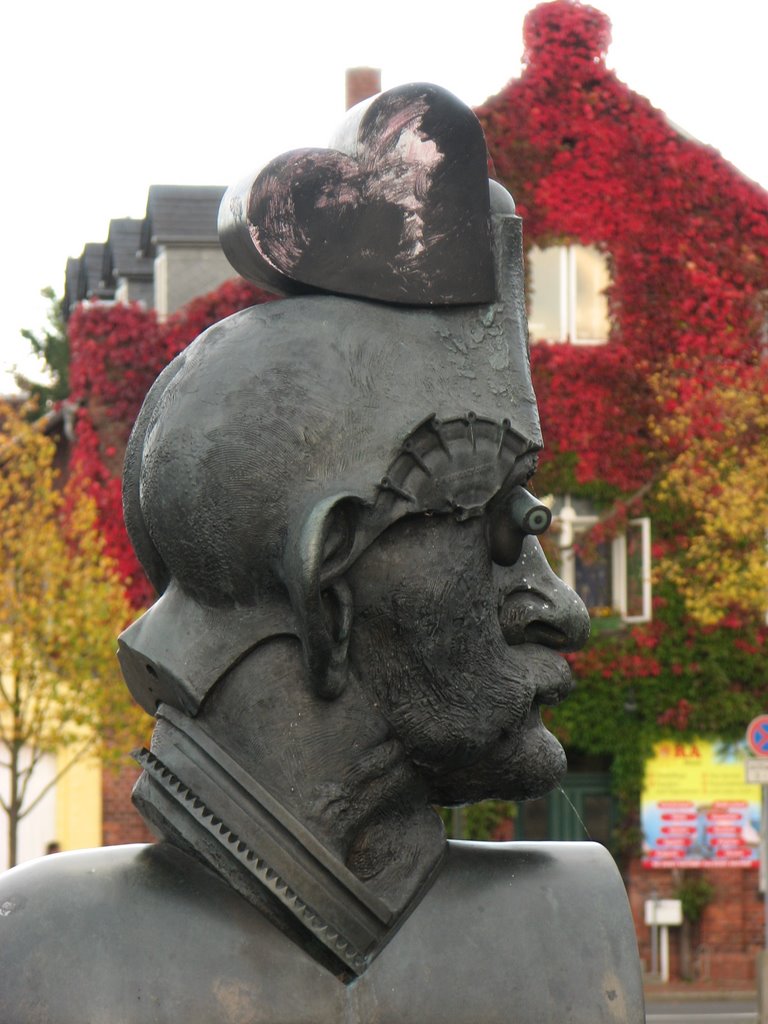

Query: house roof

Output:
[81, 243, 107, 295]
[62, 243, 111, 317]
[64, 186, 229, 317]
[477, 0, 768, 219]
[139, 185, 226, 256]
[63, 257, 82, 314]
[105, 218, 153, 283]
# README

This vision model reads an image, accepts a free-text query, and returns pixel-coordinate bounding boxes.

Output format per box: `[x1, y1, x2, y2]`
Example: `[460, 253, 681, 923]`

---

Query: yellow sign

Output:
[642, 740, 761, 869]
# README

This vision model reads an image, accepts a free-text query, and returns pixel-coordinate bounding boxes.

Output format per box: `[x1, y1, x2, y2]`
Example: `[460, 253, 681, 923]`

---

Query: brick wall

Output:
[101, 760, 154, 847]
[627, 858, 765, 983]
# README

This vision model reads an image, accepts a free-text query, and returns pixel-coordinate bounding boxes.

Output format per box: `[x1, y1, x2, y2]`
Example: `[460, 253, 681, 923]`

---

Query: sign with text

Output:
[641, 740, 761, 869]
[746, 715, 768, 757]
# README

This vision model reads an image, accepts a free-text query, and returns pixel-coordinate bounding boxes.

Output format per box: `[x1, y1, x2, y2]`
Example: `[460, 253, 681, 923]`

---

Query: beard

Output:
[347, 512, 579, 815]
[355, 594, 572, 808]
[425, 705, 568, 805]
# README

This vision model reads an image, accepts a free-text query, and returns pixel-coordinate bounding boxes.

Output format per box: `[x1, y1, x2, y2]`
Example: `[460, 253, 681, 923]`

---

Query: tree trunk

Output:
[8, 807, 18, 869]
[8, 741, 20, 869]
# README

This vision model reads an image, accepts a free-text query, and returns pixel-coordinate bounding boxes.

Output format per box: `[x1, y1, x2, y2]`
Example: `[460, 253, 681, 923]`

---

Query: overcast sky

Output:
[2, 0, 766, 393]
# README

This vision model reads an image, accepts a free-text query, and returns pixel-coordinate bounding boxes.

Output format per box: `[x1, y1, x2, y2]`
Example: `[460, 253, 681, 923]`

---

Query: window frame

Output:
[528, 243, 610, 346]
[555, 500, 652, 623]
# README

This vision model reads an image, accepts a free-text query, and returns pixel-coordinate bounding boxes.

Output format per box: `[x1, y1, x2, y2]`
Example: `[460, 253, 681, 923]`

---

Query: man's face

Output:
[346, 485, 590, 806]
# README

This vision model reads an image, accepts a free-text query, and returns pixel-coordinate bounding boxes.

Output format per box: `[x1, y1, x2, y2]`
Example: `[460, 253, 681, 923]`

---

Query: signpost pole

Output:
[649, 891, 658, 979]
[644, 897, 681, 983]
[659, 924, 670, 983]
[745, 715, 768, 1024]
[761, 783, 768, 1024]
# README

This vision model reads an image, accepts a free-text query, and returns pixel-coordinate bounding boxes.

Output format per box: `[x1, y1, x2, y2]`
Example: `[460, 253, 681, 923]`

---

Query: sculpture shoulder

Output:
[0, 843, 345, 1024]
[437, 836, 631, 900]
[358, 840, 645, 1024]
[0, 840, 644, 1024]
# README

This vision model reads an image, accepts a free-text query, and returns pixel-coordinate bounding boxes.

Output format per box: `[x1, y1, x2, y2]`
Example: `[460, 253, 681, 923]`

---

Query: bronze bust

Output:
[0, 84, 643, 1023]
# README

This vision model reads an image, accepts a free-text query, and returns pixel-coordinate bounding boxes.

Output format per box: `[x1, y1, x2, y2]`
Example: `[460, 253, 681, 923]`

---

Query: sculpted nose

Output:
[497, 537, 591, 652]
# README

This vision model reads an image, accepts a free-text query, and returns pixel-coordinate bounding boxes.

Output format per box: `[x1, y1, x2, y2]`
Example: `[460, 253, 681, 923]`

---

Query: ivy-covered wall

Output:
[474, 0, 768, 855]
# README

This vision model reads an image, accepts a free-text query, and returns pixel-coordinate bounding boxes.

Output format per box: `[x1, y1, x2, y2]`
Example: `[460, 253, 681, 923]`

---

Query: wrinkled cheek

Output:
[380, 661, 535, 774]
[354, 569, 538, 772]
[396, 709, 500, 773]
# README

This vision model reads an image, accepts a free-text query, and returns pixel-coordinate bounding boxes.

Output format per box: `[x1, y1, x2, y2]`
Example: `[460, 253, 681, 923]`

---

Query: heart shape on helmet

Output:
[219, 83, 494, 306]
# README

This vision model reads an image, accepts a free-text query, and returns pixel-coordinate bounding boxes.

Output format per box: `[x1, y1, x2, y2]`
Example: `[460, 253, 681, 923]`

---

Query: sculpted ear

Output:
[289, 494, 361, 699]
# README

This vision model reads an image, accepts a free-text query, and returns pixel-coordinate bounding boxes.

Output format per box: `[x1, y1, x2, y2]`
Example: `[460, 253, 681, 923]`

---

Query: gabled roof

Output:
[64, 186, 231, 317]
[476, 0, 768, 239]
[80, 243, 112, 301]
[105, 218, 153, 283]
[63, 257, 82, 315]
[63, 244, 113, 317]
[139, 185, 226, 256]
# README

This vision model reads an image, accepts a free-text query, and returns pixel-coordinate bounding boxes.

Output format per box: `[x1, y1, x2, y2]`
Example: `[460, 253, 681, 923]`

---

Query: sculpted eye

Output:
[509, 488, 551, 535]
[487, 486, 552, 566]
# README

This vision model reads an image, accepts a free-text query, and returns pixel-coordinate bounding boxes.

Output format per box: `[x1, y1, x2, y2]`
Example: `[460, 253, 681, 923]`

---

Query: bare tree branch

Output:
[18, 737, 97, 821]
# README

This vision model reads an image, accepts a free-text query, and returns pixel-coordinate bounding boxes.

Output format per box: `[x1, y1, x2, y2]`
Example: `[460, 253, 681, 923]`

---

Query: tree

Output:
[0, 400, 142, 867]
[651, 359, 768, 626]
[15, 287, 70, 410]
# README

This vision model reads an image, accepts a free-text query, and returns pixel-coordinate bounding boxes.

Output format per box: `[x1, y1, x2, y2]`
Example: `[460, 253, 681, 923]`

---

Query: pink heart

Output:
[219, 84, 494, 306]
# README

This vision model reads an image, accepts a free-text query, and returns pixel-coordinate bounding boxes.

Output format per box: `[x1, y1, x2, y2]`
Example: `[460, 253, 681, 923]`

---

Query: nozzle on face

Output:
[509, 488, 552, 535]
[487, 486, 552, 566]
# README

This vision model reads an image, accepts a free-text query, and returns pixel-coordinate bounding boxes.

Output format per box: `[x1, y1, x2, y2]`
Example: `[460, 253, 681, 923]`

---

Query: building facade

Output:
[476, 0, 768, 984]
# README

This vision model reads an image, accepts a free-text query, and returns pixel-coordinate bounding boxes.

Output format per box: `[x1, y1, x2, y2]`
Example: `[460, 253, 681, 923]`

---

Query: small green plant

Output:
[674, 874, 715, 924]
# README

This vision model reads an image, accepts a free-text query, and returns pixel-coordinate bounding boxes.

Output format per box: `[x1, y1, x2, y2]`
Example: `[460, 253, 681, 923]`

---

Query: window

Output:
[551, 497, 652, 623]
[528, 244, 610, 344]
[518, 774, 615, 843]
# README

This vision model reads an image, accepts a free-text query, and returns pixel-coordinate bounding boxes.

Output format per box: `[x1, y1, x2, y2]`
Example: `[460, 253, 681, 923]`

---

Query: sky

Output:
[2, 0, 767, 394]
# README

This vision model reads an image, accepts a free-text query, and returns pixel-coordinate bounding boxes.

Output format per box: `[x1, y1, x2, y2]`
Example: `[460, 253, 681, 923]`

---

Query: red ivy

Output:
[476, 0, 768, 491]
[68, 280, 275, 606]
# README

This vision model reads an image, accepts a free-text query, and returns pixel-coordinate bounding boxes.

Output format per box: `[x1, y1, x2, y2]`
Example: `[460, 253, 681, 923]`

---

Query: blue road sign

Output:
[746, 715, 768, 757]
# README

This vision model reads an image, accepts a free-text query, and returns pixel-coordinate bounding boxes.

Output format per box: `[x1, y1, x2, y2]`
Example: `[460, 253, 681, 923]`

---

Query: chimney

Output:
[345, 67, 381, 110]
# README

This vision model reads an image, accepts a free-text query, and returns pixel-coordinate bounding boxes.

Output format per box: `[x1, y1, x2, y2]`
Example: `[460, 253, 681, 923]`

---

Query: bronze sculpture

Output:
[0, 84, 644, 1022]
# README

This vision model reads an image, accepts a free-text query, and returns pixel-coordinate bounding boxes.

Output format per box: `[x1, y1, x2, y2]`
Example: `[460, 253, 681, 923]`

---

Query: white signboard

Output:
[745, 760, 768, 785]
[644, 899, 683, 927]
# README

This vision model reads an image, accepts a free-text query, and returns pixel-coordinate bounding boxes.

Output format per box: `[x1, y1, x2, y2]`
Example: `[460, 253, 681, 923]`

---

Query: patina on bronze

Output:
[0, 84, 644, 1023]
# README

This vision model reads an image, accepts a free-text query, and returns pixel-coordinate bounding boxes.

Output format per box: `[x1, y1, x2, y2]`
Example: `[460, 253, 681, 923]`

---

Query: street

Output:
[647, 1001, 757, 1023]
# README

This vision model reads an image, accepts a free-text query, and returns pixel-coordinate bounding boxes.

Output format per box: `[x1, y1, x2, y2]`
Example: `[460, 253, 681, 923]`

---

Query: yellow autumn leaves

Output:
[0, 400, 144, 788]
[652, 366, 768, 626]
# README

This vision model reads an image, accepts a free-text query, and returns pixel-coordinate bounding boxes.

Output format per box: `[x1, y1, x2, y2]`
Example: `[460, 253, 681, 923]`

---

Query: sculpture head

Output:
[120, 236, 586, 794]
[117, 83, 590, 973]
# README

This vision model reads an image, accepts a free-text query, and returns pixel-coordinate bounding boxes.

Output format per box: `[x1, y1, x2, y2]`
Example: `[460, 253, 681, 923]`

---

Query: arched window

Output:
[527, 244, 610, 344]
